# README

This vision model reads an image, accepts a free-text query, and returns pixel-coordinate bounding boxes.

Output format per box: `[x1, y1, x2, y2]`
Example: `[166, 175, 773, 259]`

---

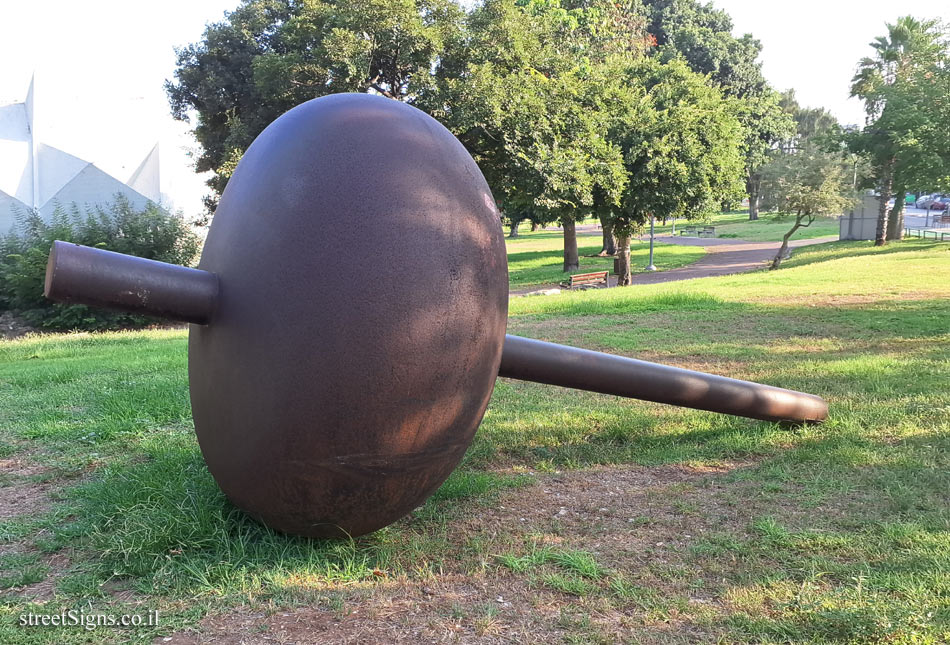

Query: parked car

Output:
[915, 194, 937, 209]
[930, 195, 949, 211]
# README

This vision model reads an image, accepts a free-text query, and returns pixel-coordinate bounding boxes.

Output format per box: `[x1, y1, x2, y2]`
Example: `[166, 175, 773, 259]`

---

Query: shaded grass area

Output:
[505, 229, 704, 287]
[0, 238, 948, 643]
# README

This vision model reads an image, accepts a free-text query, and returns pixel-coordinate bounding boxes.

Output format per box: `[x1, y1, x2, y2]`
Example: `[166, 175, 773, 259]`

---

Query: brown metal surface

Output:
[499, 335, 828, 424]
[41, 92, 830, 540]
[189, 94, 509, 537]
[44, 241, 218, 325]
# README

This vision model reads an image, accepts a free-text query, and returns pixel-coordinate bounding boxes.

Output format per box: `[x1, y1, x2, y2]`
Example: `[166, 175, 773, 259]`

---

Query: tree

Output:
[733, 91, 795, 220]
[609, 58, 743, 285]
[424, 0, 633, 271]
[849, 15, 947, 245]
[777, 89, 839, 152]
[758, 90, 841, 212]
[762, 146, 854, 269]
[642, 0, 795, 222]
[166, 0, 463, 215]
[643, 0, 766, 98]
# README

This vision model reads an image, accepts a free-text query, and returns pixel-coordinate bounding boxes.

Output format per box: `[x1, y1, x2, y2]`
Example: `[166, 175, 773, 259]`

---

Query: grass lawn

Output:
[1, 239, 949, 643]
[650, 209, 841, 242]
[506, 228, 705, 288]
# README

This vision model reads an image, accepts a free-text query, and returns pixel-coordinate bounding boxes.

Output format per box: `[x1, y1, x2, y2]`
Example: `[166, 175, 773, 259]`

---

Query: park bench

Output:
[561, 270, 609, 289]
[679, 225, 716, 237]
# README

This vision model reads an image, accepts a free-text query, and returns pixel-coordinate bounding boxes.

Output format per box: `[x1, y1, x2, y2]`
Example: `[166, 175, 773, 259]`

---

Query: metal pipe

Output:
[645, 214, 657, 271]
[499, 335, 828, 424]
[44, 241, 219, 325]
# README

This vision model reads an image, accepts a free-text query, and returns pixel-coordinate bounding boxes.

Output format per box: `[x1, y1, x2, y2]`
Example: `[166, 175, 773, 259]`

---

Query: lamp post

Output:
[645, 214, 657, 271]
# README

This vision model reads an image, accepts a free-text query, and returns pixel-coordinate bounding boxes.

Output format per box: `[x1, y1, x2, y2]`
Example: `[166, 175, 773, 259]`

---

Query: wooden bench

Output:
[561, 271, 609, 289]
[698, 226, 716, 238]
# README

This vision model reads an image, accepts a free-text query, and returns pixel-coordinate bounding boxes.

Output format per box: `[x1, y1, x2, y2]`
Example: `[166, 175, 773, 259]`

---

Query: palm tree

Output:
[852, 16, 942, 119]
[849, 16, 944, 245]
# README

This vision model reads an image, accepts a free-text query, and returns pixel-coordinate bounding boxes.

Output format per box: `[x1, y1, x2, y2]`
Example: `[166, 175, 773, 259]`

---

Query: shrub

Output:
[0, 196, 201, 331]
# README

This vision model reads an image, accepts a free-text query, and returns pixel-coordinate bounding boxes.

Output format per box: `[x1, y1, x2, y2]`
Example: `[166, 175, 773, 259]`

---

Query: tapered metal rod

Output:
[44, 241, 219, 325]
[499, 335, 828, 424]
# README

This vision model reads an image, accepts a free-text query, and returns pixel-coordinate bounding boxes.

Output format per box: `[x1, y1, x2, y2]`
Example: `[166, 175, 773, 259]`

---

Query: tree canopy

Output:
[607, 57, 743, 284]
[643, 0, 766, 98]
[166, 0, 463, 212]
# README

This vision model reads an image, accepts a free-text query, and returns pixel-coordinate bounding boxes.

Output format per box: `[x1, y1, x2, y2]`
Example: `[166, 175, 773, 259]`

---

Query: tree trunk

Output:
[530, 221, 539, 232]
[616, 232, 631, 286]
[875, 159, 895, 246]
[747, 172, 760, 220]
[770, 211, 804, 270]
[598, 214, 616, 256]
[562, 219, 579, 272]
[886, 191, 905, 241]
[508, 220, 520, 238]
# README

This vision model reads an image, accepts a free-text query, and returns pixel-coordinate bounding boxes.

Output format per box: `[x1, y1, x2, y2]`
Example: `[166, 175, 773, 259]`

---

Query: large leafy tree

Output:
[848, 15, 948, 245]
[641, 0, 791, 221]
[424, 0, 637, 271]
[166, 0, 463, 215]
[643, 0, 765, 98]
[608, 58, 743, 285]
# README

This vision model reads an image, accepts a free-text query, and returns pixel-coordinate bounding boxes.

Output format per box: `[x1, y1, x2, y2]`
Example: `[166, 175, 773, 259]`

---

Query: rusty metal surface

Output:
[44, 241, 218, 325]
[499, 335, 828, 424]
[189, 94, 509, 537]
[41, 93, 831, 540]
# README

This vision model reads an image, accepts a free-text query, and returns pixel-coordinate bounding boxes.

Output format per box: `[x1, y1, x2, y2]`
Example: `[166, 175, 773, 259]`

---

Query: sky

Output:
[0, 0, 946, 220]
[713, 0, 947, 125]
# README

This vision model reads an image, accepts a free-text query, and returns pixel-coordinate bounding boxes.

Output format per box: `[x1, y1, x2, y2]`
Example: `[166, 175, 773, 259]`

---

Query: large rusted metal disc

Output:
[188, 94, 509, 537]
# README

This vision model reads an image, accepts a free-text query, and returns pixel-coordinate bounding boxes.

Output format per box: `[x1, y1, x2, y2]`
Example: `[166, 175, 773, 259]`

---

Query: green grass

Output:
[650, 209, 841, 242]
[505, 226, 704, 287]
[1, 238, 949, 643]
[504, 208, 840, 290]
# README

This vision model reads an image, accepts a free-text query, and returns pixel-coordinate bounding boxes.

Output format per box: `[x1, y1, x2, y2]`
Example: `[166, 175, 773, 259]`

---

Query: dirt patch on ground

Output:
[0, 481, 54, 519]
[14, 553, 71, 601]
[0, 455, 76, 601]
[156, 463, 768, 644]
[157, 574, 719, 644]
[0, 456, 56, 519]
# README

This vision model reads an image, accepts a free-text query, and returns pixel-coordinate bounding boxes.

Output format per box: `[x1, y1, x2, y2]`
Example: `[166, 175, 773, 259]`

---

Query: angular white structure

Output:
[0, 77, 160, 234]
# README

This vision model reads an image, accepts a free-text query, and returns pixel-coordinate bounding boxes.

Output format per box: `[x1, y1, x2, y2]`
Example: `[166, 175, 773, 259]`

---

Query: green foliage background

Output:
[0, 197, 200, 331]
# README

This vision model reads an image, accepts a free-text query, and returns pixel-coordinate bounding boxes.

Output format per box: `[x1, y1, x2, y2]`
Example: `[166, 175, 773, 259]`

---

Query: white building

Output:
[0, 77, 160, 234]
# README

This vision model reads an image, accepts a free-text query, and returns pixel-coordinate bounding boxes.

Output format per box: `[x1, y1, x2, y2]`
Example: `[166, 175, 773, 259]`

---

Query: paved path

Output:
[511, 234, 838, 295]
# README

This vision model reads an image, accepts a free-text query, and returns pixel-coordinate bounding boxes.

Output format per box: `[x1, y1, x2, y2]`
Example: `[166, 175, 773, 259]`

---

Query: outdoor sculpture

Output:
[44, 94, 828, 538]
